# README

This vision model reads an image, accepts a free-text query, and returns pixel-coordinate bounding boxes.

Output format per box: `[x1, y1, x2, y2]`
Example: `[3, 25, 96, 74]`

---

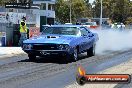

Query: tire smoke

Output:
[92, 29, 132, 55]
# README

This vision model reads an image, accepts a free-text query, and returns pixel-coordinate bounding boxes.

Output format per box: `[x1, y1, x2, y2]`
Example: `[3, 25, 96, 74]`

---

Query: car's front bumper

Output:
[23, 49, 72, 57]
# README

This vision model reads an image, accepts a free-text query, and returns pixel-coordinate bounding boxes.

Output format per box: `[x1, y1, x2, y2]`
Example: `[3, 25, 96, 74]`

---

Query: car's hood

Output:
[23, 34, 78, 44]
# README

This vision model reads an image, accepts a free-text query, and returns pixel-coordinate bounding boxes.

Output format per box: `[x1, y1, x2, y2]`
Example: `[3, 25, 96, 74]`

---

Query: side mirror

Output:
[88, 34, 94, 37]
[82, 34, 87, 37]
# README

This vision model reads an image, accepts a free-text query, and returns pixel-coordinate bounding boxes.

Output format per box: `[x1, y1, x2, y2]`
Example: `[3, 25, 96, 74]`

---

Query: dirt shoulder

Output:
[0, 47, 26, 59]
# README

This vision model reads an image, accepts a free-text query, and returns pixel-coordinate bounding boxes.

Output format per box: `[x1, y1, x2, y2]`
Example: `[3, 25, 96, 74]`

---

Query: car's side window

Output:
[83, 27, 95, 37]
[80, 27, 89, 35]
[82, 27, 91, 33]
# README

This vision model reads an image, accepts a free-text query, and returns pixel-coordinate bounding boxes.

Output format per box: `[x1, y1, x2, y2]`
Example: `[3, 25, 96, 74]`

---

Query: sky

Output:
[89, 0, 95, 3]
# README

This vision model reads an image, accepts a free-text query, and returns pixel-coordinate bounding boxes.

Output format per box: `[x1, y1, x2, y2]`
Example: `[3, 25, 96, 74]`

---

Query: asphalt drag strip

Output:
[0, 54, 28, 66]
[0, 49, 132, 88]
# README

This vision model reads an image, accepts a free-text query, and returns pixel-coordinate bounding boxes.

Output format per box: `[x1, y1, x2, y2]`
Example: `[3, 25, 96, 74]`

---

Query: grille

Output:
[33, 44, 58, 50]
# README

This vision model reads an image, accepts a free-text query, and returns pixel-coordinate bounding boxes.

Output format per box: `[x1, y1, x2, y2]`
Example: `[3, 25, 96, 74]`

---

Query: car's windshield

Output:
[42, 27, 79, 35]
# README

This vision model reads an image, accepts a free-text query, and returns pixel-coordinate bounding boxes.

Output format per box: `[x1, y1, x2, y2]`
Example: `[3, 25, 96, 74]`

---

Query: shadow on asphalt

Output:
[18, 53, 88, 64]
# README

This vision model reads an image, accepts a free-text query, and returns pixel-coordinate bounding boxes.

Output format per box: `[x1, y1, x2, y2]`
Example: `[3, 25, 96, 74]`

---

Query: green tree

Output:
[109, 0, 131, 23]
[72, 0, 91, 21]
[92, 0, 110, 18]
[0, 0, 18, 6]
[55, 0, 91, 23]
[92, 0, 132, 23]
[55, 0, 70, 23]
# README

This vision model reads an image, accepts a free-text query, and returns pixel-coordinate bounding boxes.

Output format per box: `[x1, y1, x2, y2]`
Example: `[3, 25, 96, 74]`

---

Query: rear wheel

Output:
[87, 44, 95, 57]
[28, 54, 36, 61]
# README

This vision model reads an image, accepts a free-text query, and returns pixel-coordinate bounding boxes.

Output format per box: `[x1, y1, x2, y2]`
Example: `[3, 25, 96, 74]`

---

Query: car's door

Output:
[84, 27, 95, 48]
[80, 27, 94, 51]
[79, 27, 89, 52]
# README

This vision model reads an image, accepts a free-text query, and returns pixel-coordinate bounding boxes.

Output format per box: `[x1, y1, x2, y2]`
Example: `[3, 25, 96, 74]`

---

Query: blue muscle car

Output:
[22, 25, 99, 61]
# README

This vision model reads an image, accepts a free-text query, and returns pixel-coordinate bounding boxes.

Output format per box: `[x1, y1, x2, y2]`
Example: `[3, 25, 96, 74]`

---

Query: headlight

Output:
[58, 44, 70, 50]
[58, 45, 64, 50]
[23, 44, 32, 50]
[65, 45, 70, 50]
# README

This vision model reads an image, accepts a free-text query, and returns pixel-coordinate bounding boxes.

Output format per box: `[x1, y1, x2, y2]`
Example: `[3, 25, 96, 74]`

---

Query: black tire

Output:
[28, 54, 36, 61]
[87, 44, 95, 57]
[71, 47, 78, 62]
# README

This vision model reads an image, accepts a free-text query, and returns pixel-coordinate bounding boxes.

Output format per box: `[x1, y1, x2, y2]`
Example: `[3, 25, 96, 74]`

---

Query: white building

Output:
[2, 0, 55, 31]
[32, 0, 55, 31]
[0, 0, 56, 46]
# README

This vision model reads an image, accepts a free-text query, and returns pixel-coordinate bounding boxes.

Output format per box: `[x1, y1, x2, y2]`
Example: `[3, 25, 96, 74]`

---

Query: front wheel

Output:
[28, 54, 36, 61]
[70, 47, 78, 62]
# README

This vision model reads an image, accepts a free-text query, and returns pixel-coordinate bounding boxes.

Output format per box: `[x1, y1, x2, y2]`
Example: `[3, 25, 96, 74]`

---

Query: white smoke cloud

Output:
[92, 29, 132, 55]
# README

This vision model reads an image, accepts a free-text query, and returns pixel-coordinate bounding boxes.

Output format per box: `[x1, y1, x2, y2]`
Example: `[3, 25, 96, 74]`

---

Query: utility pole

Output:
[69, 0, 72, 23]
[100, 0, 102, 27]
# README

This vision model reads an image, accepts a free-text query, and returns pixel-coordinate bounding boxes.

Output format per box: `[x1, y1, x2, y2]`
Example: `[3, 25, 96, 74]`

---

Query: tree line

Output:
[55, 0, 132, 24]
[0, 0, 132, 24]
